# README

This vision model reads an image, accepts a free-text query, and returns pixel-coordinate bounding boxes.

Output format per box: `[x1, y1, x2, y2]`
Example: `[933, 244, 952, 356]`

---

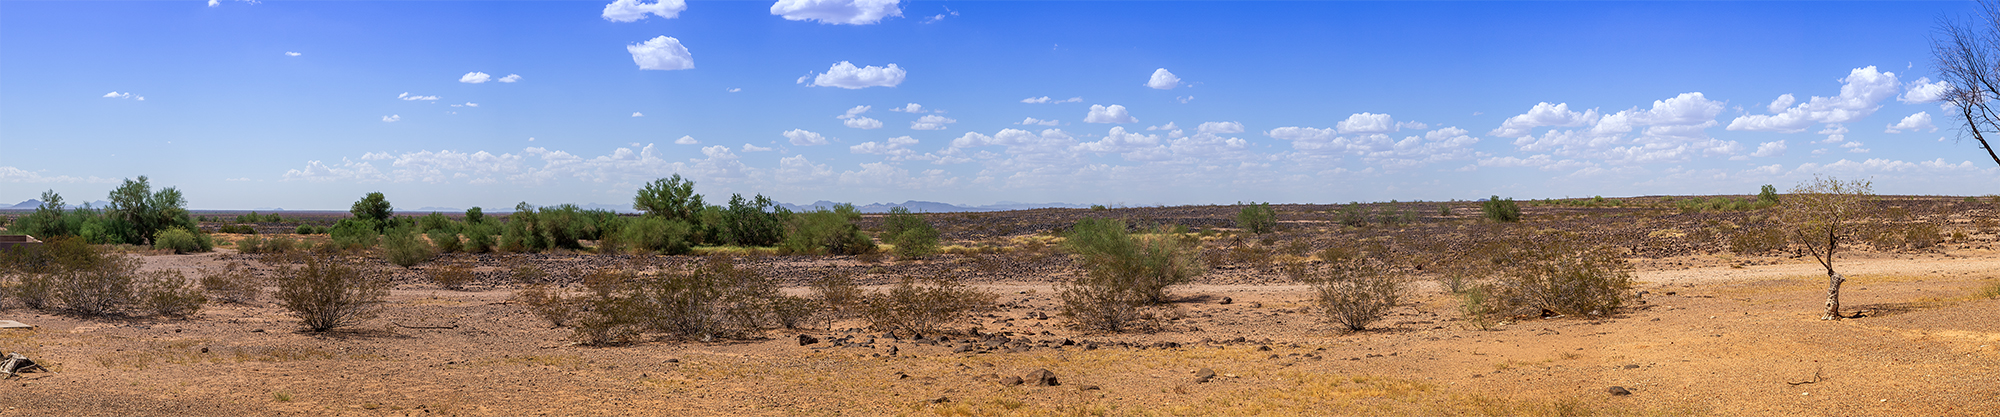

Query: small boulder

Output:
[1219, 297, 1233, 305]
[953, 344, 975, 354]
[798, 334, 819, 346]
[1001, 376, 1025, 387]
[1607, 386, 1633, 396]
[1024, 369, 1059, 386]
[1195, 368, 1217, 383]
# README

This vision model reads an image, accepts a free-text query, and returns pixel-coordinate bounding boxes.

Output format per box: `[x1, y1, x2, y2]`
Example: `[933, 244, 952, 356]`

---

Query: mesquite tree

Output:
[1775, 176, 1875, 320]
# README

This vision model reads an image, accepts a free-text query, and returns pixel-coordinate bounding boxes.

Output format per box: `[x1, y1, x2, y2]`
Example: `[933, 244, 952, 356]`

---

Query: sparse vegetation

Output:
[137, 269, 207, 317]
[553, 258, 786, 345]
[274, 256, 390, 332]
[381, 225, 435, 268]
[1294, 246, 1405, 331]
[881, 207, 939, 259]
[1236, 202, 1277, 234]
[862, 273, 993, 336]
[1481, 195, 1521, 222]
[1776, 176, 1875, 320]
[200, 262, 263, 304]
[1496, 237, 1635, 317]
[1059, 218, 1205, 332]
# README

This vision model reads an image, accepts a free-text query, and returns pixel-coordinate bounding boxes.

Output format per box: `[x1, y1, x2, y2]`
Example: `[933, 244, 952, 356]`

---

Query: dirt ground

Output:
[2, 202, 1998, 416]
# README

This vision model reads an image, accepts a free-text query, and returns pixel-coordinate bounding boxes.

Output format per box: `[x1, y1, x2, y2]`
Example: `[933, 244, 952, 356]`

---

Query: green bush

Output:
[1059, 219, 1205, 332]
[381, 226, 435, 268]
[1481, 196, 1521, 223]
[1758, 184, 1781, 205]
[1236, 202, 1277, 234]
[634, 174, 706, 222]
[462, 223, 496, 253]
[862, 273, 993, 336]
[275, 256, 389, 332]
[781, 204, 875, 256]
[417, 212, 455, 233]
[153, 227, 211, 254]
[53, 246, 142, 316]
[881, 207, 938, 259]
[426, 228, 461, 254]
[721, 194, 790, 247]
[1497, 238, 1634, 317]
[558, 258, 786, 345]
[138, 269, 207, 317]
[622, 216, 694, 255]
[1728, 227, 1786, 255]
[217, 224, 257, 234]
[1300, 257, 1404, 332]
[237, 236, 268, 254]
[349, 192, 394, 232]
[329, 218, 380, 249]
[293, 224, 317, 235]
[1337, 202, 1370, 227]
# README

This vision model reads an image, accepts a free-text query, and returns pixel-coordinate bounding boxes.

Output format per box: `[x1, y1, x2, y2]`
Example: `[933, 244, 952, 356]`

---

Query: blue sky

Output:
[3, 0, 1995, 210]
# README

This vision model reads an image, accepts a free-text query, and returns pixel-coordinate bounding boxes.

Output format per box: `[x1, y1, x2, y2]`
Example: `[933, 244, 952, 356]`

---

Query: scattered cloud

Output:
[674, 135, 699, 145]
[1885, 111, 1936, 133]
[1899, 77, 1949, 104]
[382, 115, 401, 122]
[0, 167, 119, 184]
[911, 114, 957, 130]
[1336, 113, 1398, 134]
[602, 0, 686, 22]
[802, 61, 905, 89]
[398, 92, 439, 101]
[1727, 66, 1900, 133]
[459, 72, 491, 84]
[632, 112, 644, 117]
[1021, 96, 1082, 104]
[1084, 104, 1136, 124]
[1489, 92, 1737, 164]
[783, 129, 829, 146]
[102, 91, 138, 100]
[1750, 140, 1787, 157]
[1146, 68, 1181, 90]
[1176, 95, 1193, 104]
[890, 103, 927, 113]
[922, 7, 958, 23]
[770, 0, 903, 25]
[1197, 121, 1244, 135]
[1490, 102, 1596, 138]
[1018, 117, 1060, 126]
[284, 51, 302, 57]
[450, 102, 478, 107]
[742, 143, 774, 152]
[850, 135, 922, 160]
[727, 88, 742, 93]
[628, 36, 694, 71]
[836, 105, 882, 129]
[1146, 122, 1178, 131]
[498, 74, 521, 83]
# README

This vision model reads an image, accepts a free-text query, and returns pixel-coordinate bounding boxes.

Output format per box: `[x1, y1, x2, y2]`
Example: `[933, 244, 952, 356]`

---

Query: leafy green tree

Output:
[349, 192, 394, 231]
[1236, 202, 1277, 234]
[1481, 195, 1521, 223]
[722, 194, 789, 246]
[634, 174, 705, 222]
[880, 207, 937, 259]
[106, 176, 195, 246]
[464, 207, 485, 225]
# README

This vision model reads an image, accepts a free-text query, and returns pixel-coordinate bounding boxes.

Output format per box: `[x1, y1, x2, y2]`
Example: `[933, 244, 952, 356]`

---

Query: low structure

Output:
[0, 234, 42, 251]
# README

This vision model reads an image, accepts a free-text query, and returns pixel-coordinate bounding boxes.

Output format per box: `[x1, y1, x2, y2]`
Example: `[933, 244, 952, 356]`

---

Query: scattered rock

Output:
[1195, 368, 1216, 383]
[1257, 345, 1272, 351]
[1001, 376, 1025, 387]
[798, 334, 819, 346]
[887, 346, 899, 356]
[930, 396, 950, 404]
[1025, 369, 1059, 386]
[893, 371, 909, 379]
[1622, 364, 1639, 370]
[1219, 297, 1233, 305]
[1077, 385, 1101, 391]
[1607, 386, 1632, 396]
[953, 344, 974, 354]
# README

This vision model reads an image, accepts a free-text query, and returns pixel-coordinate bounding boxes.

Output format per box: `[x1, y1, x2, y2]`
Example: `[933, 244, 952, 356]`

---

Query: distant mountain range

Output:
[3, 199, 1087, 214]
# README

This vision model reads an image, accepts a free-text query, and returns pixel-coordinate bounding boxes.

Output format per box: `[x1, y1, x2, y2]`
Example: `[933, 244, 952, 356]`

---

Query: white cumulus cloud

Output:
[674, 135, 699, 145]
[911, 114, 956, 130]
[632, 112, 644, 117]
[803, 61, 905, 89]
[1198, 121, 1244, 134]
[1750, 140, 1787, 157]
[459, 72, 491, 84]
[1900, 77, 1949, 104]
[784, 129, 829, 146]
[890, 103, 926, 113]
[1490, 102, 1597, 138]
[284, 51, 302, 57]
[498, 74, 521, 83]
[1728, 66, 1900, 132]
[1146, 122, 1178, 131]
[398, 92, 439, 101]
[382, 115, 401, 122]
[1146, 68, 1180, 90]
[1084, 104, 1136, 124]
[1336, 113, 1397, 134]
[742, 144, 774, 152]
[628, 36, 694, 71]
[1018, 117, 1060, 126]
[770, 0, 902, 25]
[1021, 96, 1081, 104]
[836, 105, 882, 129]
[603, 0, 686, 22]
[1885, 111, 1935, 133]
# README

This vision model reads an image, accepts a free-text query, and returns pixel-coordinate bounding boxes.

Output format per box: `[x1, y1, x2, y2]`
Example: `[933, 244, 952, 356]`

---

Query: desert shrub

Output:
[1062, 218, 1204, 304]
[200, 262, 263, 304]
[881, 207, 939, 259]
[153, 227, 210, 254]
[329, 218, 380, 249]
[1459, 284, 1499, 330]
[237, 236, 268, 254]
[381, 226, 435, 268]
[349, 192, 394, 232]
[462, 224, 496, 253]
[810, 271, 866, 318]
[274, 256, 390, 332]
[863, 273, 993, 336]
[1236, 202, 1277, 234]
[427, 228, 460, 253]
[557, 259, 786, 345]
[1482, 196, 1521, 223]
[1904, 223, 1942, 250]
[633, 174, 706, 221]
[1300, 257, 1404, 332]
[1728, 226, 1787, 255]
[498, 211, 536, 253]
[1336, 203, 1371, 227]
[40, 243, 143, 316]
[768, 295, 825, 330]
[428, 262, 475, 290]
[1497, 239, 1634, 317]
[781, 204, 876, 256]
[1758, 184, 1781, 205]
[622, 216, 694, 255]
[1975, 280, 2000, 299]
[510, 265, 550, 284]
[293, 224, 315, 235]
[217, 224, 256, 234]
[515, 284, 582, 328]
[137, 269, 207, 317]
[417, 212, 454, 233]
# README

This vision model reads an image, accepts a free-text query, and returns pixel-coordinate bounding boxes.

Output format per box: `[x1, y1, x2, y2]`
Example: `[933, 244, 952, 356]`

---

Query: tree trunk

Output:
[1822, 272, 1845, 320]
